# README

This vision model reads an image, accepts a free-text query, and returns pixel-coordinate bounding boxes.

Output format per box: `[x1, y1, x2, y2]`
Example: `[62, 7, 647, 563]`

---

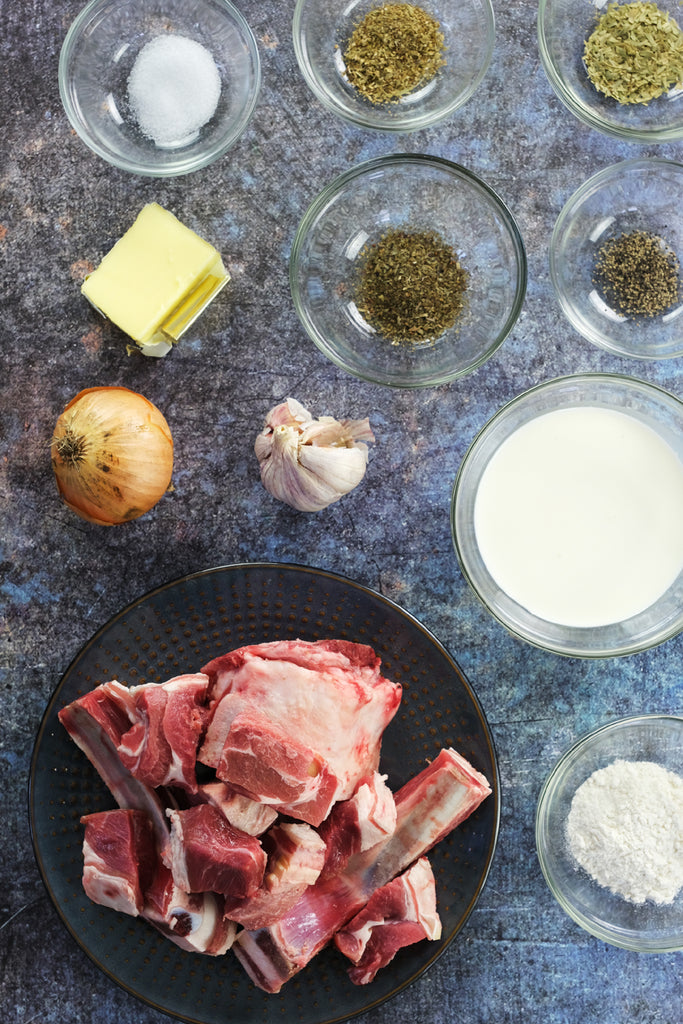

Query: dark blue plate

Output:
[30, 562, 500, 1024]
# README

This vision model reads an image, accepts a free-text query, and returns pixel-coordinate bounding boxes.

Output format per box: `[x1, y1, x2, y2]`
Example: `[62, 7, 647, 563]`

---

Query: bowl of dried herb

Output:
[289, 154, 527, 388]
[550, 158, 683, 360]
[538, 0, 683, 142]
[292, 0, 495, 132]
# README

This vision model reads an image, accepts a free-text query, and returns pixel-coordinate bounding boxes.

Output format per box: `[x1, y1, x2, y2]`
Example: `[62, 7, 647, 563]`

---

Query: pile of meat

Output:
[59, 638, 491, 993]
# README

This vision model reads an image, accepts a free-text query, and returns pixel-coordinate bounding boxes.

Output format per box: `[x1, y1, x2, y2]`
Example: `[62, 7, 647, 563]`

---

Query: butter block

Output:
[82, 203, 229, 357]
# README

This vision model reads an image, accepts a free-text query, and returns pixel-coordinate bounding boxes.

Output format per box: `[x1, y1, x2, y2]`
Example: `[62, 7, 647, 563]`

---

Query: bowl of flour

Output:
[536, 715, 683, 952]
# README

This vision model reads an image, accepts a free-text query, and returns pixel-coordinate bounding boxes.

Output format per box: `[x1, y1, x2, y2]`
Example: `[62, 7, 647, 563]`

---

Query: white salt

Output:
[127, 34, 221, 149]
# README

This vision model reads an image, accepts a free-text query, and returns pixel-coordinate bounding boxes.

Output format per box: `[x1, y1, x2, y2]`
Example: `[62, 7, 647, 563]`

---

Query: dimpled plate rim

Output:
[29, 561, 500, 1024]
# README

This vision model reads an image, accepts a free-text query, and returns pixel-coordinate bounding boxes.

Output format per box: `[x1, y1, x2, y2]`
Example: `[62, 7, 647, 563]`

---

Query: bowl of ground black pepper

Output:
[550, 159, 683, 360]
[59, 0, 261, 176]
[293, 0, 495, 131]
[538, 0, 683, 142]
[289, 154, 527, 388]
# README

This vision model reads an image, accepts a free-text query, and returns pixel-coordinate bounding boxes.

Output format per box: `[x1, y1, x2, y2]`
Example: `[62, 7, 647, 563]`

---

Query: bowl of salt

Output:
[59, 0, 261, 176]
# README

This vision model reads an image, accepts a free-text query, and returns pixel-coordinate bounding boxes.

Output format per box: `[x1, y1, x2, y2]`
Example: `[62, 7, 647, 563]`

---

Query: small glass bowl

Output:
[292, 0, 495, 132]
[536, 715, 683, 952]
[59, 0, 261, 177]
[538, 0, 683, 143]
[451, 373, 683, 658]
[551, 159, 683, 360]
[289, 154, 526, 388]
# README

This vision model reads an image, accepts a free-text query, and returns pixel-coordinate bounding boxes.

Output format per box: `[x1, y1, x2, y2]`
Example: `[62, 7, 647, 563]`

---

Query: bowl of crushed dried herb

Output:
[289, 154, 527, 388]
[550, 158, 683, 360]
[292, 0, 495, 131]
[538, 0, 683, 142]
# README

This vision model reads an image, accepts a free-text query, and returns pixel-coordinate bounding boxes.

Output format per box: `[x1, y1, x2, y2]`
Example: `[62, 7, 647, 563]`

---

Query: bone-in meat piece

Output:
[81, 809, 156, 917]
[318, 772, 396, 880]
[58, 683, 171, 857]
[194, 781, 278, 836]
[116, 674, 209, 793]
[199, 639, 402, 826]
[223, 822, 327, 929]
[334, 856, 442, 984]
[233, 747, 491, 992]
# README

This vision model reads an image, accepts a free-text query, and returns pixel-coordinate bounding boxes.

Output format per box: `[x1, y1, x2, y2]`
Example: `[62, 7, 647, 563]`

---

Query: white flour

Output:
[566, 758, 683, 905]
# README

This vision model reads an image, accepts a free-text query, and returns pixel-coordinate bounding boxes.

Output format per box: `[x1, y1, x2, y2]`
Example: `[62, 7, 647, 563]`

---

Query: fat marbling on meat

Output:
[199, 639, 402, 826]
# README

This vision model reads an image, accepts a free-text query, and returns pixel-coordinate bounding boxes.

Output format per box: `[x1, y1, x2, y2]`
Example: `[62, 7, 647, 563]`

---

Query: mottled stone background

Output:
[1, 1, 681, 1022]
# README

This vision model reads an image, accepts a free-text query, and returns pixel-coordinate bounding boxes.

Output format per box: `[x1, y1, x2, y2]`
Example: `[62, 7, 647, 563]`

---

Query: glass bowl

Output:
[59, 0, 261, 177]
[289, 154, 527, 388]
[292, 0, 495, 132]
[538, 0, 683, 142]
[536, 715, 683, 952]
[551, 159, 683, 360]
[451, 373, 683, 658]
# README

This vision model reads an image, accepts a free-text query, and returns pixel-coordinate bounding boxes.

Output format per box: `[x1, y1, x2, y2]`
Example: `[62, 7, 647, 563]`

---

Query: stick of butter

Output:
[81, 203, 229, 357]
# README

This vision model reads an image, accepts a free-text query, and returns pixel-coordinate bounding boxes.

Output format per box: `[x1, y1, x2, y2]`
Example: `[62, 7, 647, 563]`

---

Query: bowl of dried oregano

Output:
[550, 158, 683, 360]
[539, 0, 683, 142]
[289, 154, 527, 388]
[292, 0, 495, 131]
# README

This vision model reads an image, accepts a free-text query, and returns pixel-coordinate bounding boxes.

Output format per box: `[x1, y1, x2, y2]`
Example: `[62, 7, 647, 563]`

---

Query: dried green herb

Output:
[343, 3, 446, 104]
[584, 1, 683, 105]
[355, 228, 468, 345]
[593, 230, 681, 316]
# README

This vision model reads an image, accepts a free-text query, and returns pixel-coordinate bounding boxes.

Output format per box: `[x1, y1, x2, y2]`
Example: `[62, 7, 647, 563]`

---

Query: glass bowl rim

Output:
[450, 372, 683, 657]
[58, 0, 262, 178]
[292, 0, 496, 132]
[289, 152, 528, 389]
[537, 0, 683, 144]
[535, 712, 683, 952]
[549, 156, 683, 361]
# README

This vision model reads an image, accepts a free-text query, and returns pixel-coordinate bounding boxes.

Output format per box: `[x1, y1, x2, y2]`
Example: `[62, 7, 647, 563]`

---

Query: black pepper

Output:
[592, 230, 681, 317]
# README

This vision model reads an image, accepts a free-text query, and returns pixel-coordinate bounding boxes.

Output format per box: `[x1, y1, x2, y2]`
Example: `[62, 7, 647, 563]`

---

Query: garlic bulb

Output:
[255, 398, 375, 512]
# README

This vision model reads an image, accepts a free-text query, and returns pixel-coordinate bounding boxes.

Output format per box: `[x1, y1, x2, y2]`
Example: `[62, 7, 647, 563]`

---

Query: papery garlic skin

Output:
[255, 398, 375, 512]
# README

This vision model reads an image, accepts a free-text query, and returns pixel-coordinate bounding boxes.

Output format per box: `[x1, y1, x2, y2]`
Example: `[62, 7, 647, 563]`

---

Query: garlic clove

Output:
[298, 443, 368, 496]
[255, 399, 375, 513]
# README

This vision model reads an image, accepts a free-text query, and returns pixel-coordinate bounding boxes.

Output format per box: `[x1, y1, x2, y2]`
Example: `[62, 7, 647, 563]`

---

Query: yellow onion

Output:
[51, 386, 173, 525]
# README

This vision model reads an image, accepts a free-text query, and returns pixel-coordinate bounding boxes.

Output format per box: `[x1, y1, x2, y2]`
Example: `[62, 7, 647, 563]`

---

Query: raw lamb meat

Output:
[60, 639, 493, 991]
[334, 857, 441, 984]
[233, 747, 491, 992]
[223, 822, 327, 929]
[81, 809, 156, 917]
[117, 674, 209, 792]
[80, 808, 235, 956]
[318, 772, 396, 880]
[59, 683, 171, 855]
[198, 639, 402, 826]
[167, 804, 266, 899]
[194, 781, 278, 836]
[144, 860, 237, 956]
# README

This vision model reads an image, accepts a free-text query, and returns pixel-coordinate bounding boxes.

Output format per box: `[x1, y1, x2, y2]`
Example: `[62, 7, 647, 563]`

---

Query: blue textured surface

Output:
[0, 1, 681, 1023]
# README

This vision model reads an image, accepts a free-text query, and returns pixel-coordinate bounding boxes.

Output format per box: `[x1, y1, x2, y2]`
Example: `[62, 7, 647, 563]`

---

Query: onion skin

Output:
[51, 386, 174, 525]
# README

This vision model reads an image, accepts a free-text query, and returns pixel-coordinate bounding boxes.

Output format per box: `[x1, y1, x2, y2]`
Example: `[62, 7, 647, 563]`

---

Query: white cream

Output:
[473, 406, 683, 628]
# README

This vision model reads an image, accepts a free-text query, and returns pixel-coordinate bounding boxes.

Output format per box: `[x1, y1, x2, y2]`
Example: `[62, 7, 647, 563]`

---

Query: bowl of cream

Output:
[451, 373, 683, 657]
